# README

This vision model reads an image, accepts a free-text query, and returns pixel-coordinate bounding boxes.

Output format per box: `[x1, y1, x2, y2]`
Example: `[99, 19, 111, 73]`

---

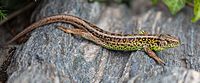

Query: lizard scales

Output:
[5, 14, 180, 64]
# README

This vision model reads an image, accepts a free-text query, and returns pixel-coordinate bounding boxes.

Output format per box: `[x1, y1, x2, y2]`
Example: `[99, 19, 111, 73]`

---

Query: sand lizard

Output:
[4, 15, 180, 65]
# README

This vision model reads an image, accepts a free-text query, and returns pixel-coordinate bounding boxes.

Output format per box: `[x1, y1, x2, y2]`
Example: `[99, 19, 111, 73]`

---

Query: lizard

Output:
[3, 14, 180, 65]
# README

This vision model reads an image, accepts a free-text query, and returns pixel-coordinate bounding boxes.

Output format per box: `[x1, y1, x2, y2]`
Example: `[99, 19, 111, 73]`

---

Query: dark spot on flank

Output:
[140, 38, 144, 42]
[124, 46, 127, 49]
[99, 35, 103, 38]
[142, 38, 146, 41]
[138, 40, 143, 44]
[137, 38, 141, 41]
[116, 43, 119, 46]
[103, 41, 109, 45]
[104, 36, 109, 41]
[127, 44, 131, 46]
[154, 42, 158, 45]
[133, 38, 137, 42]
[123, 39, 126, 43]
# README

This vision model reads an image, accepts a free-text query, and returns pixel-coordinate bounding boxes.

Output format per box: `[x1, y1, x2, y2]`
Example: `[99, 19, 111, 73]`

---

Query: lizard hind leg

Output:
[57, 26, 87, 35]
[57, 25, 104, 46]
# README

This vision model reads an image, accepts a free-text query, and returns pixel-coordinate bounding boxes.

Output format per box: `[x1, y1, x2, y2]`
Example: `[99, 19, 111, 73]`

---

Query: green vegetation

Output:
[162, 0, 186, 15]
[89, 0, 199, 23]
[191, 0, 200, 22]
[0, 8, 7, 21]
[0, 0, 30, 21]
[161, 0, 199, 22]
[0, 0, 199, 22]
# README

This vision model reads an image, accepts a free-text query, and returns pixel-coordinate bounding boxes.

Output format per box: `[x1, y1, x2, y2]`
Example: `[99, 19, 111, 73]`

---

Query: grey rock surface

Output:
[2, 0, 200, 83]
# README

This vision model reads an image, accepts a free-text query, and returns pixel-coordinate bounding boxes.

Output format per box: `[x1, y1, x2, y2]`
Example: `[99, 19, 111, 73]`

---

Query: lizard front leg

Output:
[139, 30, 148, 35]
[144, 47, 165, 65]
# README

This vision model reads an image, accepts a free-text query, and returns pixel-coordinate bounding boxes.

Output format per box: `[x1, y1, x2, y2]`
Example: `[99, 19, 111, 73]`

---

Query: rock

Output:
[3, 0, 200, 83]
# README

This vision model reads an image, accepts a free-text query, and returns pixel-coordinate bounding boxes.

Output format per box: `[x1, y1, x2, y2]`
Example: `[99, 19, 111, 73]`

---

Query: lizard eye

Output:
[166, 34, 171, 36]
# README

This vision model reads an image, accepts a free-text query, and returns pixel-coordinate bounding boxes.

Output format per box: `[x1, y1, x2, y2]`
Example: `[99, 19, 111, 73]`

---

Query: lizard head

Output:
[157, 34, 180, 50]
[150, 34, 180, 51]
